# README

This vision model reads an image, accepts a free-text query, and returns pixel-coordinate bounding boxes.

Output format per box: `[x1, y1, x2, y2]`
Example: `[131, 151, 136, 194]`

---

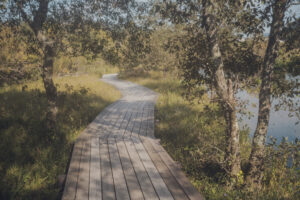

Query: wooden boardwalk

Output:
[62, 74, 204, 200]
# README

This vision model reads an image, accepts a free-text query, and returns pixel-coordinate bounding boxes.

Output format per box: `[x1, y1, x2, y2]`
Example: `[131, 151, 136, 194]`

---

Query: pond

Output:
[237, 90, 300, 142]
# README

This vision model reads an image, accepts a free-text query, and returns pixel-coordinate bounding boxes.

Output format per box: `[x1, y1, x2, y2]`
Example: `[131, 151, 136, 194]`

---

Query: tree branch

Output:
[16, 0, 31, 25]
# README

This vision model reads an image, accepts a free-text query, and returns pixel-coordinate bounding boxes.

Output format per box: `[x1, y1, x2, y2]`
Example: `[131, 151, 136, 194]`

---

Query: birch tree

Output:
[246, 0, 300, 188]
[156, 0, 261, 180]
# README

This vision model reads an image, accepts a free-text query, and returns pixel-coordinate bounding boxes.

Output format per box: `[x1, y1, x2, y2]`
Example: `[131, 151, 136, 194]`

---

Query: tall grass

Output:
[122, 71, 300, 200]
[54, 57, 119, 77]
[0, 75, 121, 199]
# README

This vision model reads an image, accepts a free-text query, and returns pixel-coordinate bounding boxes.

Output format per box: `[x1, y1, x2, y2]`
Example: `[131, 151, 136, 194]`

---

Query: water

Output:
[237, 90, 300, 142]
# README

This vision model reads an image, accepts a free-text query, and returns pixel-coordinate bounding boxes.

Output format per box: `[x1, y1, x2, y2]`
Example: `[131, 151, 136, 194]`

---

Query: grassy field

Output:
[0, 75, 121, 199]
[54, 57, 119, 77]
[121, 71, 300, 200]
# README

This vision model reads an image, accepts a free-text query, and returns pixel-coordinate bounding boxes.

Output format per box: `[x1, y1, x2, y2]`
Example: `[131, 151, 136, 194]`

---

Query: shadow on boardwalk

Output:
[61, 74, 204, 200]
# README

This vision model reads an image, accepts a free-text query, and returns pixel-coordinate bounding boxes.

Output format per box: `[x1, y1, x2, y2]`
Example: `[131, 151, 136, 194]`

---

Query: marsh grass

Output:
[54, 57, 119, 78]
[0, 75, 120, 199]
[122, 71, 300, 200]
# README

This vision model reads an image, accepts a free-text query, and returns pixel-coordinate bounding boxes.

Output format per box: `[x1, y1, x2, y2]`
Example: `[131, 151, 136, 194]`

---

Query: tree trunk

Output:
[224, 107, 241, 175]
[222, 84, 241, 179]
[214, 55, 241, 179]
[246, 0, 288, 188]
[41, 42, 58, 133]
[202, 0, 241, 179]
[30, 1, 58, 134]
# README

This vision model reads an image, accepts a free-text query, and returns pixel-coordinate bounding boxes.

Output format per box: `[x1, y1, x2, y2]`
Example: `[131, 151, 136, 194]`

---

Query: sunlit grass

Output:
[53, 56, 119, 78]
[0, 74, 121, 199]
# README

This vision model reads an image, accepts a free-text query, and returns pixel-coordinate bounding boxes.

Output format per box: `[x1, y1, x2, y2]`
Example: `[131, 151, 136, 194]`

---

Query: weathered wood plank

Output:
[141, 107, 150, 137]
[131, 111, 142, 138]
[99, 104, 124, 140]
[141, 137, 189, 200]
[108, 103, 129, 139]
[63, 74, 204, 200]
[76, 138, 91, 200]
[150, 139, 205, 200]
[132, 136, 174, 200]
[116, 109, 132, 140]
[116, 139, 144, 200]
[100, 140, 116, 200]
[123, 108, 138, 139]
[124, 138, 158, 200]
[89, 137, 102, 200]
[146, 108, 155, 138]
[87, 101, 121, 131]
[138, 107, 188, 200]
[62, 139, 83, 200]
[109, 139, 131, 200]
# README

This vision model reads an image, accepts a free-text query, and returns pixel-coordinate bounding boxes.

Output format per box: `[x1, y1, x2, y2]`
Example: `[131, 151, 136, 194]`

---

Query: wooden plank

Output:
[139, 108, 149, 136]
[138, 106, 187, 199]
[123, 109, 138, 139]
[76, 138, 91, 200]
[109, 139, 130, 200]
[146, 108, 155, 138]
[63, 74, 205, 200]
[116, 139, 144, 200]
[124, 138, 158, 200]
[131, 111, 142, 138]
[94, 101, 119, 121]
[108, 103, 129, 139]
[150, 139, 205, 200]
[62, 139, 83, 200]
[141, 137, 188, 200]
[132, 137, 174, 200]
[100, 140, 116, 200]
[87, 101, 121, 131]
[115, 109, 132, 140]
[89, 137, 102, 200]
[99, 104, 123, 140]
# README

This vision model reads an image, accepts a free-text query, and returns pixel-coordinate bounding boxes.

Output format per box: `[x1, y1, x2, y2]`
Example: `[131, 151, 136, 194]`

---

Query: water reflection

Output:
[236, 90, 299, 142]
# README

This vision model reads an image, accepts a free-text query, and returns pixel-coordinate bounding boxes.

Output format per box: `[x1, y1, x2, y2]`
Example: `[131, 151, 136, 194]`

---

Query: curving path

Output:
[62, 74, 204, 200]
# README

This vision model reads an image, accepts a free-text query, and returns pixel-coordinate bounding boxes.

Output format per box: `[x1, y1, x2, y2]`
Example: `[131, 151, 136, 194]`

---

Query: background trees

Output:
[0, 0, 135, 138]
[154, 0, 262, 181]
[0, 0, 299, 198]
[120, 0, 299, 189]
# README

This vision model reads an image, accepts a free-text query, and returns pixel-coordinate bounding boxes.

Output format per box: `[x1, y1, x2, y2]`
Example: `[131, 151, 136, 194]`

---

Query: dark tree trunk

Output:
[202, 0, 241, 179]
[246, 0, 288, 188]
[29, 1, 58, 134]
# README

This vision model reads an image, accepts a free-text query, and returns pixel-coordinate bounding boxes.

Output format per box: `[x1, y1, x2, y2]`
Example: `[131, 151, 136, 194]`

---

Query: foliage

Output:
[122, 70, 300, 200]
[0, 24, 40, 85]
[0, 23, 119, 84]
[117, 21, 152, 72]
[141, 25, 182, 75]
[0, 75, 121, 199]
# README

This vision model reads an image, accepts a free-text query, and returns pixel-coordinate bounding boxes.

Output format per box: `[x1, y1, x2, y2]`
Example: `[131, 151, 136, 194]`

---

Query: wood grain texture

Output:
[76, 138, 91, 200]
[109, 138, 130, 200]
[62, 139, 83, 200]
[116, 139, 144, 200]
[100, 141, 116, 200]
[62, 74, 204, 200]
[89, 137, 102, 200]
